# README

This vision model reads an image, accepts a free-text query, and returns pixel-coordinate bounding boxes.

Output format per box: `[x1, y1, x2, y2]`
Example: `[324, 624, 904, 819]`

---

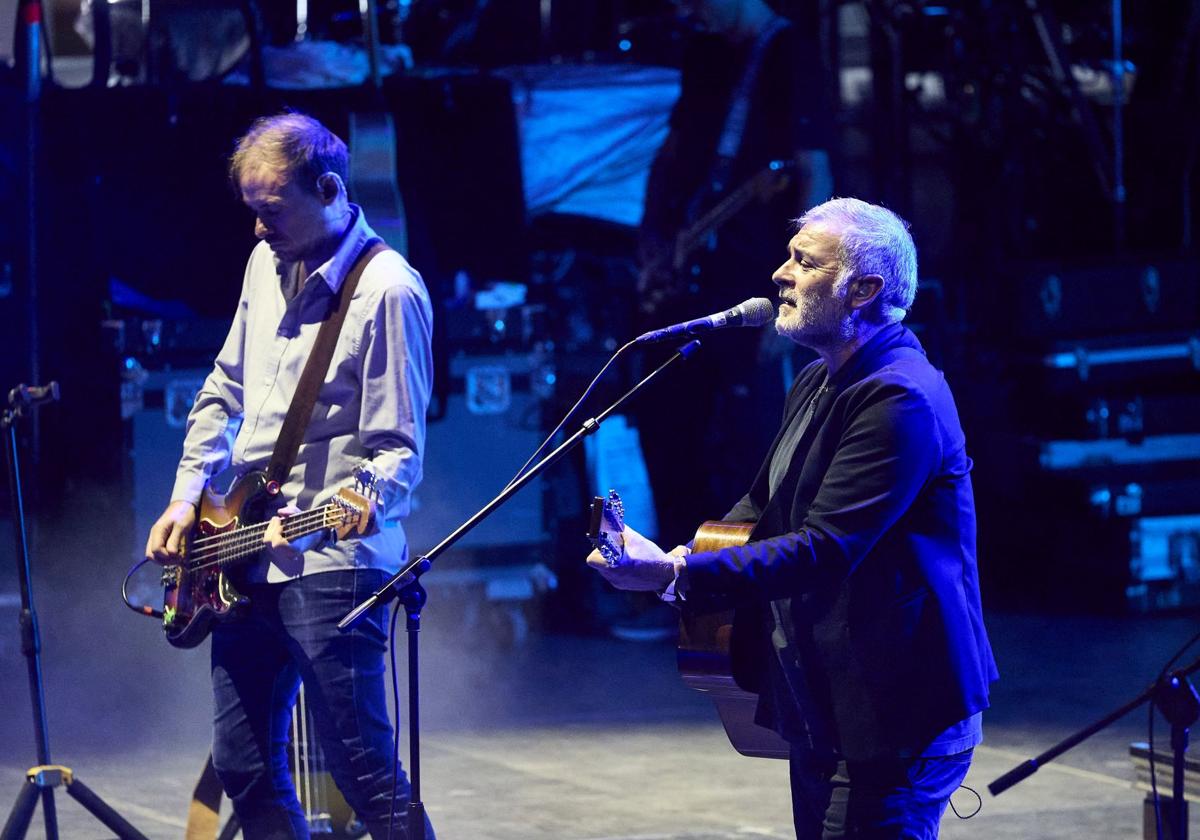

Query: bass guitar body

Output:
[161, 471, 272, 650]
[161, 471, 373, 650]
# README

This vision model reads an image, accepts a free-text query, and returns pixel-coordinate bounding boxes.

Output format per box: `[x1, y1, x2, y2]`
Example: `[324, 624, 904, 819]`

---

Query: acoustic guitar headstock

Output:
[587, 489, 625, 567]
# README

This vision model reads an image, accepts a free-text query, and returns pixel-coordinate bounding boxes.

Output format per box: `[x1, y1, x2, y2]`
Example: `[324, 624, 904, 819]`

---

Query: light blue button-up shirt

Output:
[171, 206, 433, 582]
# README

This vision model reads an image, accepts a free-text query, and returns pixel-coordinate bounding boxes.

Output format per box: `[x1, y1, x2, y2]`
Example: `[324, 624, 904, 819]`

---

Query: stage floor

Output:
[0, 595, 1193, 839]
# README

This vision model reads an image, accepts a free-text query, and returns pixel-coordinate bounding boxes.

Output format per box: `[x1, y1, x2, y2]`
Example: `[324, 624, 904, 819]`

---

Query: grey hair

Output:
[795, 197, 918, 324]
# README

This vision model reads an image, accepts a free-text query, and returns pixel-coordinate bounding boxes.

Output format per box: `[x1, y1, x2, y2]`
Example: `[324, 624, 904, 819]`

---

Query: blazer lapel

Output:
[749, 325, 923, 538]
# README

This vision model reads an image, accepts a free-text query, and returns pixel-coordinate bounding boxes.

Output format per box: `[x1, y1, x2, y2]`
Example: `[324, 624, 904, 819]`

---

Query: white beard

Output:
[775, 286, 854, 349]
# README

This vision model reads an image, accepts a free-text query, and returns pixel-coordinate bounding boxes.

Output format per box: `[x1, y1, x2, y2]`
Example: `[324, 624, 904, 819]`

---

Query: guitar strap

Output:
[266, 238, 390, 489]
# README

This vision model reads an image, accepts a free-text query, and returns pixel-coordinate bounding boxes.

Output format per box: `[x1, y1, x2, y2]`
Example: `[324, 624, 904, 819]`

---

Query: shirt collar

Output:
[314, 204, 379, 295]
[279, 204, 378, 296]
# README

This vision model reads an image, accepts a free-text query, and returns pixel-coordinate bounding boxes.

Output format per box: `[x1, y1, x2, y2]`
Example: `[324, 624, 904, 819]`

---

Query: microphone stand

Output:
[989, 655, 1200, 840]
[338, 340, 703, 839]
[2, 383, 150, 840]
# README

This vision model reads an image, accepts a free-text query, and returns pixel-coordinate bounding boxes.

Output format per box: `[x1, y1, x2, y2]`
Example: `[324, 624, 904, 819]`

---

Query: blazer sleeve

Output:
[683, 376, 943, 611]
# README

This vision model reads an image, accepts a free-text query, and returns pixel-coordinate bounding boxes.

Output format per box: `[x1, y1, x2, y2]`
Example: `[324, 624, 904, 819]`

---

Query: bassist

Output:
[145, 113, 434, 840]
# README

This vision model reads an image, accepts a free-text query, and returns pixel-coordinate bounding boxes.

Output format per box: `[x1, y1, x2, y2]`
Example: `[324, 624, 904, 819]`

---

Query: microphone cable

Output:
[502, 297, 771, 492]
[500, 338, 639, 493]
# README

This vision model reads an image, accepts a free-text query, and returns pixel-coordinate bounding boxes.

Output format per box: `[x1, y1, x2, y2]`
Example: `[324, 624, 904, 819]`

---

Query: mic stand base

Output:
[2, 402, 150, 840]
[2, 766, 149, 840]
[1144, 796, 1188, 840]
[1158, 675, 1200, 840]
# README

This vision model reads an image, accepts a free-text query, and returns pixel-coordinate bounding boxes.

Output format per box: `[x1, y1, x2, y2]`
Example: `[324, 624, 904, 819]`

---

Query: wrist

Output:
[672, 556, 689, 597]
[659, 556, 689, 604]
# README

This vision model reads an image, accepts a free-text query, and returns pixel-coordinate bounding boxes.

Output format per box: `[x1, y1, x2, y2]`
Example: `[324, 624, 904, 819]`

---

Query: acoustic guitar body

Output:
[678, 520, 791, 759]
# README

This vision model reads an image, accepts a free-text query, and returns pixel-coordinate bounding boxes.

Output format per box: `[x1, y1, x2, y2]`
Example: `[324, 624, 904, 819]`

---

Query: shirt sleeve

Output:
[355, 264, 434, 526]
[683, 378, 944, 611]
[169, 267, 250, 505]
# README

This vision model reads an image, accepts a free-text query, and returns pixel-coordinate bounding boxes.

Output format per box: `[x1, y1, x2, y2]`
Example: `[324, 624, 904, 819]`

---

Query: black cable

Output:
[372, 336, 664, 839]
[948, 783, 982, 819]
[501, 338, 638, 493]
[388, 601, 402, 840]
[1146, 626, 1200, 840]
[121, 557, 163, 620]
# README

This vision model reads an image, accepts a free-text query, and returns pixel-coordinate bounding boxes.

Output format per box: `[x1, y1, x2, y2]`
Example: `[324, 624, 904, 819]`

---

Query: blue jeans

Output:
[210, 569, 430, 840]
[790, 748, 973, 839]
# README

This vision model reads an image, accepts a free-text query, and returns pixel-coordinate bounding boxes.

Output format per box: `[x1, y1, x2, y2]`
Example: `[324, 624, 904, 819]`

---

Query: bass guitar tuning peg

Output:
[353, 462, 383, 503]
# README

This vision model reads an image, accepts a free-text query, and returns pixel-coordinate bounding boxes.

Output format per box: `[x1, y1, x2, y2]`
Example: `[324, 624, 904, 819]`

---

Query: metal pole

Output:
[20, 1, 42, 467]
[1111, 0, 1126, 248]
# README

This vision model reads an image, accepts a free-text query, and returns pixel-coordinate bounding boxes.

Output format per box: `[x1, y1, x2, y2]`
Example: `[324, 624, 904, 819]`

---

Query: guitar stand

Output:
[338, 340, 704, 840]
[1, 384, 150, 840]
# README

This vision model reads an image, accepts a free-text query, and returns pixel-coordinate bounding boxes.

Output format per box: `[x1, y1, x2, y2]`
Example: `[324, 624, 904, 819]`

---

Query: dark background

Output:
[1, 0, 1198, 636]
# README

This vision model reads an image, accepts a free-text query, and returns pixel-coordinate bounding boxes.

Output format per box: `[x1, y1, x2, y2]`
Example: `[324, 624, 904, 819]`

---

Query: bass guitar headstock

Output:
[587, 489, 625, 567]
[328, 488, 372, 539]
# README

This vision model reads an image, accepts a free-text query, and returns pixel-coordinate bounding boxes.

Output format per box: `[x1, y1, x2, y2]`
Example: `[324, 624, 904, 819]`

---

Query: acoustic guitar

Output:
[589, 490, 790, 759]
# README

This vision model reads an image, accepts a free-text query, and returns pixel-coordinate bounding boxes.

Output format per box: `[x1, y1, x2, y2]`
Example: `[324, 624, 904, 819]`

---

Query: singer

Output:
[589, 198, 997, 839]
[631, 0, 836, 571]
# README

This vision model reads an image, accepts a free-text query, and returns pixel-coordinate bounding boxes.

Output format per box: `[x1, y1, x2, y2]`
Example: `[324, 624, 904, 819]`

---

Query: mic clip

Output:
[7, 382, 60, 412]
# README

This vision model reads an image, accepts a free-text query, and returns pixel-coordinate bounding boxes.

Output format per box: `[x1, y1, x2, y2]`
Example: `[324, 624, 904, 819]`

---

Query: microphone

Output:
[636, 297, 776, 344]
[7, 381, 60, 409]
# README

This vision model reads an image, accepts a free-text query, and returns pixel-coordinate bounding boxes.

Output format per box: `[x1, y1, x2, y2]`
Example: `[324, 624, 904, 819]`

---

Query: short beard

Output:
[775, 286, 855, 350]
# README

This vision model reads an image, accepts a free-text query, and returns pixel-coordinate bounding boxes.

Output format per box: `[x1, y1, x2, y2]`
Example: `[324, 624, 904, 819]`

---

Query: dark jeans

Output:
[790, 747, 973, 839]
[210, 568, 431, 840]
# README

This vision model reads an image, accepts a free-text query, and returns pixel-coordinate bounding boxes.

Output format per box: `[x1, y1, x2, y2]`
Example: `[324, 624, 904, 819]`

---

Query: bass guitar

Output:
[641, 159, 794, 319]
[672, 159, 793, 274]
[161, 470, 372, 649]
[589, 489, 790, 759]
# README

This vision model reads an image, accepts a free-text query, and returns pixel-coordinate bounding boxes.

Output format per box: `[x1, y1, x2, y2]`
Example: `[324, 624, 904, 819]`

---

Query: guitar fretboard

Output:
[184, 500, 359, 571]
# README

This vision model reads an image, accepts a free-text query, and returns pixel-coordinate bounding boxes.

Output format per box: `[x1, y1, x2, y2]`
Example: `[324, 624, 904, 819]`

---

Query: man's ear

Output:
[847, 273, 884, 313]
[316, 172, 344, 204]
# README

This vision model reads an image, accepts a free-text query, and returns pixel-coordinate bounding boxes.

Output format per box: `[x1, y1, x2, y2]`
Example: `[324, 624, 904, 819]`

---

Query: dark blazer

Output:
[682, 323, 998, 761]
